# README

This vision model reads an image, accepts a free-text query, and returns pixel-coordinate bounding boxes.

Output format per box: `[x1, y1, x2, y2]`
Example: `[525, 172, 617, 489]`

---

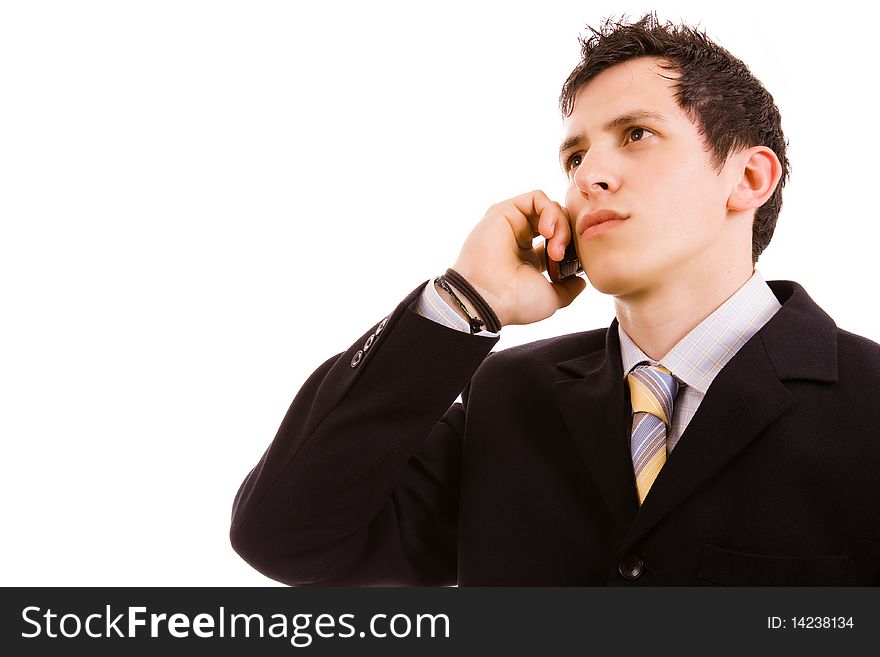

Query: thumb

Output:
[552, 275, 588, 309]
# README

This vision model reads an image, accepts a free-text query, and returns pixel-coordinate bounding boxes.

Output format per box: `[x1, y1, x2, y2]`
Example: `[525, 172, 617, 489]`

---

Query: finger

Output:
[536, 200, 561, 240]
[505, 190, 564, 246]
[552, 274, 588, 309]
[546, 205, 572, 263]
[497, 202, 539, 251]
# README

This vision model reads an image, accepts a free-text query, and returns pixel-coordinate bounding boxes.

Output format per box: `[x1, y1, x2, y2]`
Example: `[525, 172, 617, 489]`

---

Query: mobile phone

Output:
[545, 238, 583, 283]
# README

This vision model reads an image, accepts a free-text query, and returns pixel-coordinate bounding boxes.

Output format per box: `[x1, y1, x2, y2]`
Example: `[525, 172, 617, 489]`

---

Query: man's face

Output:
[561, 57, 743, 297]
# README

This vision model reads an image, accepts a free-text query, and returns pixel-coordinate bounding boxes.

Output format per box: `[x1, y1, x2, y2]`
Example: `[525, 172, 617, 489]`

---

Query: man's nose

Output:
[572, 151, 620, 196]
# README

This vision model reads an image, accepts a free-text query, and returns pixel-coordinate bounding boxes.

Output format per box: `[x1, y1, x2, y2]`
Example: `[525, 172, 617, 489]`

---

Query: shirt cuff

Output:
[411, 280, 499, 338]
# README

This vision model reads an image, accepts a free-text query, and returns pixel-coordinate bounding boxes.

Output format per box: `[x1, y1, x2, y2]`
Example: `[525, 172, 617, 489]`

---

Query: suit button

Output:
[363, 333, 375, 351]
[350, 350, 363, 368]
[376, 317, 388, 335]
[618, 554, 644, 580]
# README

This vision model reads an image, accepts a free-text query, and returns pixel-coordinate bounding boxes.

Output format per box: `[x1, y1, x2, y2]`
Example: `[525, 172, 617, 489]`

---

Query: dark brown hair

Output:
[560, 14, 789, 262]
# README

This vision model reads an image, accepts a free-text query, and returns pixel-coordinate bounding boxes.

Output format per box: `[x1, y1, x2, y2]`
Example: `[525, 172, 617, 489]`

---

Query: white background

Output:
[2, 0, 877, 585]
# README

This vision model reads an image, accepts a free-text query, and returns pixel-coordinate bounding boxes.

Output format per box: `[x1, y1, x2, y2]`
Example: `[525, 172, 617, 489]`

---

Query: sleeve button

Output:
[350, 350, 363, 368]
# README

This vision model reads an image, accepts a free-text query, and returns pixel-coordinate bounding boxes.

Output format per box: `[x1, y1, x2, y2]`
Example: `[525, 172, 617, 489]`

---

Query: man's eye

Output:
[626, 127, 655, 143]
[565, 153, 583, 174]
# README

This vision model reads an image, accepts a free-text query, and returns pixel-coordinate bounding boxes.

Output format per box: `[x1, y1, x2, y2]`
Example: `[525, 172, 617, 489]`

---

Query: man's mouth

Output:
[576, 209, 628, 236]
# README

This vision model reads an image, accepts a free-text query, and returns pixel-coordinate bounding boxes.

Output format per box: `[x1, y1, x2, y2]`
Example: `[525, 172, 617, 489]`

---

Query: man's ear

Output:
[727, 146, 782, 212]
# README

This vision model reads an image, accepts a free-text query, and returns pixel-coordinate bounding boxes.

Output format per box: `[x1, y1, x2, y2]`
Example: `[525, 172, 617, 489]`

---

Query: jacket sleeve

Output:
[229, 284, 498, 585]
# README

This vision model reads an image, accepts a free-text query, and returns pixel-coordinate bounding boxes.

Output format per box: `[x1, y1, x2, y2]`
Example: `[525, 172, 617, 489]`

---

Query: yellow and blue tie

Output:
[627, 364, 679, 504]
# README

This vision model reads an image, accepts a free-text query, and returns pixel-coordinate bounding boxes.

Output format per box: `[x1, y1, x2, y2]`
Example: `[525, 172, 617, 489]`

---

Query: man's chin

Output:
[582, 263, 644, 297]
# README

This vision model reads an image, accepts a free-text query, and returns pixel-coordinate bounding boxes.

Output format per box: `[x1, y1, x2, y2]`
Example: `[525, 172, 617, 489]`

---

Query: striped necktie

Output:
[627, 364, 679, 504]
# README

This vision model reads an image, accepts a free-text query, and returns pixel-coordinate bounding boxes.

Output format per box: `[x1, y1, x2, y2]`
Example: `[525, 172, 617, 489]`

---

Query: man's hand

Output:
[451, 190, 587, 327]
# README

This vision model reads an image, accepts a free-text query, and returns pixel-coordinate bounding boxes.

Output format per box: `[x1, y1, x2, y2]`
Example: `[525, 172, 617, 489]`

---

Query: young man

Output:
[230, 15, 880, 585]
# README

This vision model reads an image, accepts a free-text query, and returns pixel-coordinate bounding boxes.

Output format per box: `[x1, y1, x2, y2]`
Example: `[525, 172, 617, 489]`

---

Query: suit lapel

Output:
[554, 322, 639, 530]
[620, 334, 794, 551]
[621, 280, 838, 551]
[554, 328, 798, 545]
[549, 281, 838, 552]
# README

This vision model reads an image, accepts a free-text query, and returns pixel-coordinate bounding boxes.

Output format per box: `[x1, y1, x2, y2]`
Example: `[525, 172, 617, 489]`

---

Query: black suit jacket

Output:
[230, 280, 880, 585]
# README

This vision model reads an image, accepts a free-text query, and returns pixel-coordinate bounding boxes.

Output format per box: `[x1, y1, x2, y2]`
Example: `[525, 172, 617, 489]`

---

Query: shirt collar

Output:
[618, 270, 782, 394]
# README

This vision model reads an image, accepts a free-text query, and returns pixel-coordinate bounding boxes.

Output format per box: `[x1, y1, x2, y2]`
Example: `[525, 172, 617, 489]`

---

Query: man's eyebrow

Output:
[605, 110, 668, 130]
[558, 134, 585, 156]
[559, 110, 669, 156]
